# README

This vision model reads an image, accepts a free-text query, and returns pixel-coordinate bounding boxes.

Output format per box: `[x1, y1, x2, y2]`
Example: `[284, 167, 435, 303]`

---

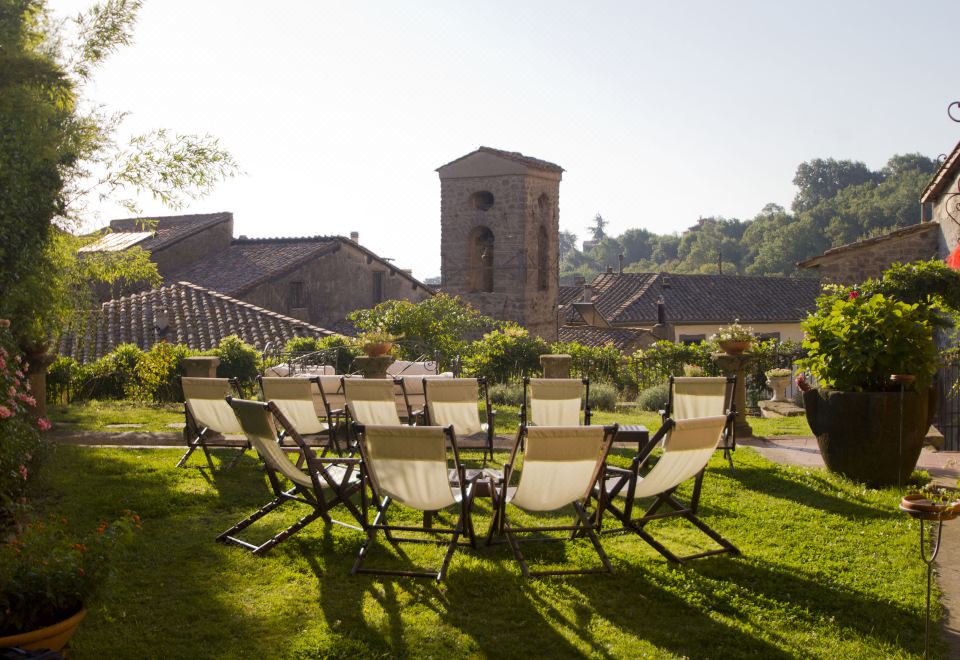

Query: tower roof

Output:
[436, 146, 563, 175]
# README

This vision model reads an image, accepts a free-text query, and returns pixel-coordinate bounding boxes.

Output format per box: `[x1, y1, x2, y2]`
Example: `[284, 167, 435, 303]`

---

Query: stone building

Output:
[921, 138, 960, 262]
[80, 213, 433, 332]
[437, 147, 562, 341]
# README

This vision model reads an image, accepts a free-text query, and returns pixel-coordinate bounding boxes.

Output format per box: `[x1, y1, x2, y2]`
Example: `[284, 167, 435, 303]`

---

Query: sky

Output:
[49, 0, 960, 279]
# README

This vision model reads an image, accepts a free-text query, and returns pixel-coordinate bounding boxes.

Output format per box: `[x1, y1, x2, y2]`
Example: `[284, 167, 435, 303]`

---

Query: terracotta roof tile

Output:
[557, 326, 651, 351]
[58, 281, 335, 362]
[106, 212, 233, 252]
[436, 146, 563, 173]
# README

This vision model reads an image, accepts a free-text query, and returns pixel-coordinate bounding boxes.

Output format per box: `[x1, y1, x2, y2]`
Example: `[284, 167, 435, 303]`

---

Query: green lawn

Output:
[27, 443, 938, 658]
[48, 400, 812, 438]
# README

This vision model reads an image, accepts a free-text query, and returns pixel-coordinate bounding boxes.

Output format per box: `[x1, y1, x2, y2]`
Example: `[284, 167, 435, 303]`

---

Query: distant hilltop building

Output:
[437, 147, 562, 341]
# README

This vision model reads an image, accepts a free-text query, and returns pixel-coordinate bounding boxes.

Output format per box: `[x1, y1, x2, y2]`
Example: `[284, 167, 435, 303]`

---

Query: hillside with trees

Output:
[560, 154, 938, 283]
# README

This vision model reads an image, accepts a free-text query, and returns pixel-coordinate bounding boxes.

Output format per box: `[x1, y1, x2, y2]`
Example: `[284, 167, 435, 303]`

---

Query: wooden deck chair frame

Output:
[486, 424, 617, 578]
[177, 377, 249, 468]
[315, 374, 360, 454]
[421, 377, 496, 464]
[660, 375, 737, 469]
[351, 424, 479, 582]
[598, 414, 740, 563]
[520, 377, 592, 427]
[258, 375, 336, 455]
[217, 398, 363, 555]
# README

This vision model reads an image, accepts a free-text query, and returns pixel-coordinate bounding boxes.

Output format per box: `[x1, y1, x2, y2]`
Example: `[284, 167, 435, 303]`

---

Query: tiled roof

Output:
[797, 222, 938, 268]
[169, 236, 340, 296]
[436, 146, 563, 173]
[58, 282, 335, 363]
[921, 139, 960, 203]
[564, 272, 820, 325]
[557, 326, 651, 351]
[107, 212, 233, 252]
[558, 285, 583, 307]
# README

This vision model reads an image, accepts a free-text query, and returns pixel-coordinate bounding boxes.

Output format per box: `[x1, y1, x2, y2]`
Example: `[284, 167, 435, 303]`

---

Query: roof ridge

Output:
[232, 235, 336, 244]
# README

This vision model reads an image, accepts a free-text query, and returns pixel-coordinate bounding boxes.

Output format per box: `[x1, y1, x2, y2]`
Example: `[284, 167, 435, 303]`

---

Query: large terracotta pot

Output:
[0, 608, 86, 651]
[803, 388, 937, 487]
[718, 340, 751, 355]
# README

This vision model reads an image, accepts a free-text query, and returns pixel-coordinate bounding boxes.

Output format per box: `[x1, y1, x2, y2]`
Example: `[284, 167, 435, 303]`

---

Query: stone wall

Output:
[241, 242, 431, 328]
[806, 224, 939, 285]
[932, 168, 960, 259]
[153, 220, 234, 279]
[439, 160, 560, 341]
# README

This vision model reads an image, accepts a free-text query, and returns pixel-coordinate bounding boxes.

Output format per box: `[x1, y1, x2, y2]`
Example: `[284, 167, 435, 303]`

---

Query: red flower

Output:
[795, 373, 811, 392]
[37, 417, 51, 432]
[849, 290, 860, 300]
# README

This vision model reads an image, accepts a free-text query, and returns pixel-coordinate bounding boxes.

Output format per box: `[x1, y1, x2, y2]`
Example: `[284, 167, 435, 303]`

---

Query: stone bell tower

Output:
[437, 147, 561, 341]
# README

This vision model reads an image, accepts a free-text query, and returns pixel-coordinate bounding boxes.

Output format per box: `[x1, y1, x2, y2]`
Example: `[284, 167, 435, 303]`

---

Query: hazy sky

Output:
[49, 0, 960, 278]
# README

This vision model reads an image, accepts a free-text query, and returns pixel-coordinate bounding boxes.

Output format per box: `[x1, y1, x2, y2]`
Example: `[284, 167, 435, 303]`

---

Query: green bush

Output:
[461, 324, 549, 384]
[627, 341, 719, 390]
[488, 383, 524, 407]
[83, 344, 144, 400]
[46, 355, 81, 404]
[588, 382, 618, 411]
[284, 336, 323, 353]
[798, 292, 938, 392]
[133, 343, 196, 402]
[211, 335, 259, 385]
[550, 342, 626, 389]
[636, 383, 670, 411]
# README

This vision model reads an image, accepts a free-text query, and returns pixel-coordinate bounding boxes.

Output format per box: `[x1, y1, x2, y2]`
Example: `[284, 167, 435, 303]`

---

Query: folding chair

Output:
[598, 414, 740, 563]
[177, 377, 249, 468]
[315, 374, 360, 452]
[351, 424, 479, 582]
[661, 376, 737, 468]
[422, 377, 496, 464]
[217, 398, 363, 555]
[521, 377, 592, 427]
[258, 376, 334, 454]
[342, 378, 404, 426]
[394, 374, 453, 424]
[486, 425, 617, 578]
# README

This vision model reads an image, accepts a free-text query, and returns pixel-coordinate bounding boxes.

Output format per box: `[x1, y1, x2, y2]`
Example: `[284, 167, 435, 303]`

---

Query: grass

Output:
[26, 442, 939, 658]
[48, 400, 812, 438]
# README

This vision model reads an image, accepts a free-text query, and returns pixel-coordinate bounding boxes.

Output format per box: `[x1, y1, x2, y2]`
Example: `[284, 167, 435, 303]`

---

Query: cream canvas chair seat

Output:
[521, 377, 592, 427]
[352, 424, 478, 582]
[486, 425, 617, 578]
[422, 377, 496, 463]
[258, 376, 336, 454]
[662, 376, 736, 468]
[217, 398, 363, 555]
[598, 414, 740, 563]
[177, 377, 249, 468]
[395, 374, 454, 423]
[342, 378, 404, 426]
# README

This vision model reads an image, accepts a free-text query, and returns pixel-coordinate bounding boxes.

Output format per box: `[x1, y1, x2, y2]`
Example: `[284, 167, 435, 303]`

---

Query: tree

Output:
[620, 228, 654, 264]
[588, 213, 608, 241]
[558, 229, 578, 262]
[791, 158, 877, 213]
[0, 0, 238, 345]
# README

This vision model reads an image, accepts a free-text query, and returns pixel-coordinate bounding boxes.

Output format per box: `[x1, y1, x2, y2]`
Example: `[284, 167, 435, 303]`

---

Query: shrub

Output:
[461, 324, 549, 384]
[798, 292, 938, 392]
[550, 341, 626, 389]
[211, 335, 259, 385]
[133, 343, 196, 402]
[46, 356, 81, 404]
[284, 336, 323, 353]
[83, 344, 143, 400]
[488, 383, 524, 407]
[627, 341, 719, 390]
[588, 382, 618, 411]
[636, 383, 670, 412]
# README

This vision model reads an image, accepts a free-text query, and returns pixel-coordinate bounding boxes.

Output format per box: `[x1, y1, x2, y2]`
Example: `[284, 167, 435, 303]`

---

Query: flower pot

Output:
[718, 340, 751, 355]
[803, 388, 937, 487]
[900, 493, 960, 521]
[362, 342, 393, 358]
[0, 608, 86, 651]
[767, 376, 791, 402]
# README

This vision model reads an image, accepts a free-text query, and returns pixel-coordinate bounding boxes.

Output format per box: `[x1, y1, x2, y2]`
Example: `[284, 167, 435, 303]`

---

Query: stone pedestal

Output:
[540, 354, 572, 379]
[183, 356, 220, 378]
[767, 376, 791, 402]
[354, 356, 394, 379]
[712, 352, 756, 438]
[25, 352, 55, 419]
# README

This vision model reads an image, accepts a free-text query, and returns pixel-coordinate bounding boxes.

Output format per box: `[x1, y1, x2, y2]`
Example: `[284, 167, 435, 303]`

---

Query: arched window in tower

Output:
[468, 226, 495, 293]
[537, 225, 549, 290]
[537, 193, 550, 214]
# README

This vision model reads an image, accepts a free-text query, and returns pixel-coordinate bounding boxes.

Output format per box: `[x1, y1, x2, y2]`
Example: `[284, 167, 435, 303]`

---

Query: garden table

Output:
[614, 424, 650, 448]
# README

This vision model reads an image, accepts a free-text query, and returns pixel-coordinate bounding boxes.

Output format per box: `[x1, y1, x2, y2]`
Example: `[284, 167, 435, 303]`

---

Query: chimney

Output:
[606, 266, 614, 274]
[582, 284, 593, 303]
[239, 235, 248, 240]
[350, 231, 359, 243]
[573, 275, 585, 286]
[618, 253, 624, 273]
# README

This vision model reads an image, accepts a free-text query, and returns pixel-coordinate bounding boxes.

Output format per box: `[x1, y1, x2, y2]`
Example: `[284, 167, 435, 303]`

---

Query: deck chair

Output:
[598, 414, 740, 563]
[177, 377, 249, 468]
[315, 375, 360, 452]
[395, 374, 453, 424]
[258, 376, 334, 454]
[661, 376, 737, 468]
[521, 377, 592, 427]
[217, 398, 363, 555]
[342, 378, 404, 426]
[486, 425, 617, 578]
[422, 377, 496, 463]
[351, 424, 478, 582]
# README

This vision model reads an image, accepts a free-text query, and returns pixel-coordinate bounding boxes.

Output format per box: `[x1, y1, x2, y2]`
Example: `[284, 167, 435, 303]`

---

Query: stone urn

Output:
[803, 388, 937, 487]
[362, 342, 393, 358]
[718, 340, 751, 356]
[767, 376, 791, 403]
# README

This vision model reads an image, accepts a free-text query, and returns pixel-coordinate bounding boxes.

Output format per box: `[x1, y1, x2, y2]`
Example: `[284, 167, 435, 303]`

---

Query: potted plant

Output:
[0, 513, 140, 651]
[765, 367, 793, 402]
[798, 291, 939, 487]
[711, 320, 754, 355]
[357, 330, 402, 358]
[900, 484, 960, 521]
